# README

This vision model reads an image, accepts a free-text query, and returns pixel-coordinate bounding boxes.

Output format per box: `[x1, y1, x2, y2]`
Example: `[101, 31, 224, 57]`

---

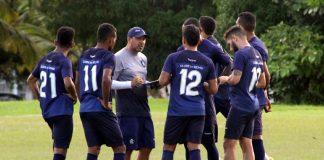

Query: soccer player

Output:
[179, 17, 231, 160]
[199, 16, 232, 118]
[75, 23, 126, 160]
[219, 25, 266, 160]
[112, 27, 154, 160]
[236, 11, 271, 160]
[159, 24, 218, 160]
[26, 26, 78, 160]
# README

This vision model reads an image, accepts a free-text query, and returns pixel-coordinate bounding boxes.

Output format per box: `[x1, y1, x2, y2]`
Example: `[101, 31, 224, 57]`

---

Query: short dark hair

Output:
[182, 24, 200, 46]
[183, 17, 200, 28]
[97, 23, 117, 43]
[223, 25, 246, 40]
[237, 11, 256, 32]
[199, 16, 216, 35]
[56, 26, 75, 48]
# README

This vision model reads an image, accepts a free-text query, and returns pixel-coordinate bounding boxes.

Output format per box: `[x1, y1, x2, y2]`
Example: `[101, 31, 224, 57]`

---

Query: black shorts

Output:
[164, 116, 205, 145]
[214, 97, 231, 118]
[201, 115, 218, 144]
[253, 106, 264, 136]
[44, 115, 73, 149]
[118, 116, 155, 150]
[80, 111, 124, 147]
[224, 107, 258, 139]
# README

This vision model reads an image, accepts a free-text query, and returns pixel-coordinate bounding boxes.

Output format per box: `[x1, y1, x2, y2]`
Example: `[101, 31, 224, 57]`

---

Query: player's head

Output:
[199, 16, 216, 36]
[127, 26, 148, 53]
[236, 11, 256, 32]
[183, 17, 200, 28]
[223, 25, 247, 52]
[182, 24, 200, 47]
[55, 26, 75, 48]
[97, 23, 117, 50]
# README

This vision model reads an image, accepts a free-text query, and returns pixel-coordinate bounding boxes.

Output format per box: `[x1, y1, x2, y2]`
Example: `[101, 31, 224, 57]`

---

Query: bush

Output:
[261, 22, 324, 104]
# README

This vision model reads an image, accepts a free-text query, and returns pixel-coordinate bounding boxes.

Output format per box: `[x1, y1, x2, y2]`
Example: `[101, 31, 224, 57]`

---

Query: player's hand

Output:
[131, 75, 144, 87]
[264, 97, 272, 113]
[148, 80, 161, 89]
[218, 76, 228, 85]
[99, 99, 112, 110]
[65, 93, 77, 104]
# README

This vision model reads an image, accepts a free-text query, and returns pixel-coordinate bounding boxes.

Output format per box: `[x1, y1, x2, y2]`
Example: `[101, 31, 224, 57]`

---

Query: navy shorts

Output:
[44, 115, 73, 149]
[164, 116, 205, 144]
[80, 111, 124, 147]
[118, 116, 155, 150]
[201, 115, 218, 144]
[214, 97, 230, 118]
[253, 106, 264, 136]
[224, 107, 257, 139]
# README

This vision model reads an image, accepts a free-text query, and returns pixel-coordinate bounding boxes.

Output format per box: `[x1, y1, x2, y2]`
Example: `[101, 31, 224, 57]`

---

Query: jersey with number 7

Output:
[162, 50, 217, 116]
[230, 46, 264, 112]
[77, 48, 115, 112]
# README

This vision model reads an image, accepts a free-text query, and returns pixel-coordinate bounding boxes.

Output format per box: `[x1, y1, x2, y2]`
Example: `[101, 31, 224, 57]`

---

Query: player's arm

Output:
[204, 78, 218, 94]
[102, 68, 113, 110]
[219, 69, 242, 85]
[75, 71, 81, 100]
[158, 71, 171, 87]
[64, 76, 78, 104]
[26, 74, 40, 100]
[263, 61, 270, 88]
[256, 72, 266, 89]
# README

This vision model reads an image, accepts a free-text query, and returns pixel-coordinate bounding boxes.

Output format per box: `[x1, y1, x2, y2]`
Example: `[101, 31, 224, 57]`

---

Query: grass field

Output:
[0, 99, 324, 160]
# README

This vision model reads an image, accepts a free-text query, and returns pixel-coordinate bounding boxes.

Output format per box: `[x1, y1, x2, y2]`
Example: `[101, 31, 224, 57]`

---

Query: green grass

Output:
[0, 99, 324, 159]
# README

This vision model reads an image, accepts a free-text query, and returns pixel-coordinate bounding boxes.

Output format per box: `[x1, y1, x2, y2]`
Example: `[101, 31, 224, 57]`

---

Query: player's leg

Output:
[117, 116, 140, 160]
[240, 109, 258, 160]
[201, 115, 219, 160]
[137, 117, 155, 160]
[162, 116, 188, 160]
[223, 107, 249, 160]
[252, 107, 265, 160]
[80, 113, 102, 160]
[186, 116, 205, 160]
[94, 111, 126, 160]
[51, 115, 73, 160]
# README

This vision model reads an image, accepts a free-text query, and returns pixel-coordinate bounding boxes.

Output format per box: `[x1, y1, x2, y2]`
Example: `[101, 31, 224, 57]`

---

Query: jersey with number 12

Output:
[77, 48, 115, 113]
[32, 52, 74, 118]
[162, 50, 216, 116]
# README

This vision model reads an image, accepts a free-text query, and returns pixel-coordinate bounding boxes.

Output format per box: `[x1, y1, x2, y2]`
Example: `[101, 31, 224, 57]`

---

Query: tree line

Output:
[0, 0, 323, 104]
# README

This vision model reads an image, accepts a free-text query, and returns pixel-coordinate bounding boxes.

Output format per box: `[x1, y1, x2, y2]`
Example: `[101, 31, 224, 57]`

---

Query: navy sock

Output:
[53, 154, 65, 160]
[87, 153, 98, 160]
[189, 149, 201, 160]
[203, 142, 219, 160]
[113, 153, 125, 160]
[162, 150, 174, 160]
[253, 139, 265, 160]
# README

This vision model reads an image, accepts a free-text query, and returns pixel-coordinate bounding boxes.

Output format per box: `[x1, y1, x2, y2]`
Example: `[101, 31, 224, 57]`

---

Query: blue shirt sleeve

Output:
[31, 57, 45, 78]
[254, 45, 268, 62]
[103, 54, 115, 69]
[162, 54, 173, 73]
[211, 45, 231, 65]
[232, 51, 245, 72]
[206, 59, 217, 80]
[61, 58, 73, 78]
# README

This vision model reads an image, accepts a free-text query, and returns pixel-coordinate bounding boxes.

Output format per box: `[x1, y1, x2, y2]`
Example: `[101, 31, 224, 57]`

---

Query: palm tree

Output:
[0, 0, 52, 75]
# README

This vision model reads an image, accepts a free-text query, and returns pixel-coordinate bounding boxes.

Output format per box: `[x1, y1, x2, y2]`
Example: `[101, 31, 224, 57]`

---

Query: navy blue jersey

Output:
[32, 52, 74, 118]
[207, 36, 231, 101]
[178, 39, 230, 116]
[78, 48, 115, 112]
[162, 50, 216, 116]
[230, 46, 263, 112]
[249, 36, 268, 106]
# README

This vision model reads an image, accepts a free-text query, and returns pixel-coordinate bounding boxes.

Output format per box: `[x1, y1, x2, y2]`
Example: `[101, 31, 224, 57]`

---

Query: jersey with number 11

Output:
[78, 48, 115, 112]
[162, 50, 216, 116]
